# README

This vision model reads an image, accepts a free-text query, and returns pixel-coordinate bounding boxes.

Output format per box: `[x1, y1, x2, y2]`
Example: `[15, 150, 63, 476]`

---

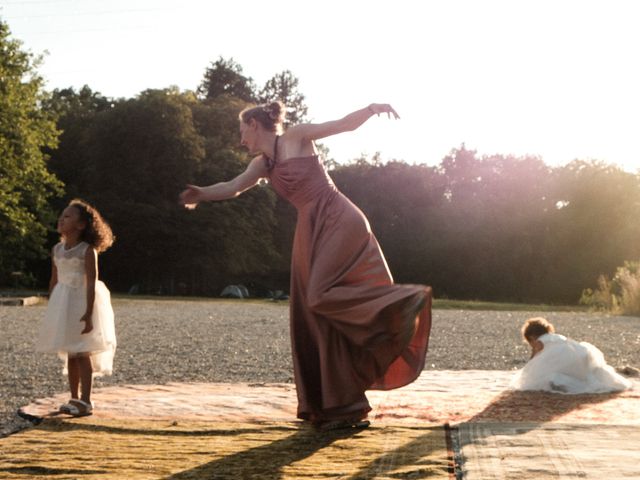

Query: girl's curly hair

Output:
[521, 317, 555, 343]
[68, 199, 115, 253]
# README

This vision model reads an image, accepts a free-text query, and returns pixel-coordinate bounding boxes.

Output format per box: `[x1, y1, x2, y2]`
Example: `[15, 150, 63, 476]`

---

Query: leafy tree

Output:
[45, 88, 282, 295]
[72, 88, 206, 291]
[435, 147, 557, 301]
[43, 86, 114, 202]
[0, 20, 62, 286]
[44, 85, 113, 117]
[258, 70, 308, 126]
[547, 160, 640, 302]
[198, 59, 308, 127]
[198, 56, 256, 103]
[189, 95, 282, 292]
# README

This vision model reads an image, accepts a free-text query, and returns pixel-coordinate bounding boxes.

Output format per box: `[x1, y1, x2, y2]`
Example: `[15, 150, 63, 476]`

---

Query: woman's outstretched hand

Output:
[368, 103, 400, 120]
[179, 184, 204, 210]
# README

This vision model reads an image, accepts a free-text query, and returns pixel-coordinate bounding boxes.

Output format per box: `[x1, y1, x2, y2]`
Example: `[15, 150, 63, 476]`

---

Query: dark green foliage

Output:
[45, 87, 280, 295]
[11, 51, 639, 304]
[198, 57, 256, 103]
[332, 149, 640, 304]
[0, 20, 63, 286]
[198, 58, 308, 126]
[258, 70, 308, 126]
[43, 86, 114, 203]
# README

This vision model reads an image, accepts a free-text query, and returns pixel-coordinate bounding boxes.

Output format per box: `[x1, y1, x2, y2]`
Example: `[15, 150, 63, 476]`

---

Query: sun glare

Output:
[2, 0, 639, 172]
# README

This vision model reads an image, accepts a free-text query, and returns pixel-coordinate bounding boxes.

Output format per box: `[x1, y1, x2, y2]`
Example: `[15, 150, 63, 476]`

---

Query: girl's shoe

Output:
[59, 399, 93, 417]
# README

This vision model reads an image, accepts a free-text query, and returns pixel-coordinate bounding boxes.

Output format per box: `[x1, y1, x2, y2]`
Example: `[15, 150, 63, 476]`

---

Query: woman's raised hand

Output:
[179, 184, 204, 210]
[368, 103, 400, 120]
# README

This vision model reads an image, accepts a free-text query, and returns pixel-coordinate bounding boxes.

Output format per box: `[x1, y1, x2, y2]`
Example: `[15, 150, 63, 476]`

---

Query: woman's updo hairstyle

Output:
[239, 101, 286, 133]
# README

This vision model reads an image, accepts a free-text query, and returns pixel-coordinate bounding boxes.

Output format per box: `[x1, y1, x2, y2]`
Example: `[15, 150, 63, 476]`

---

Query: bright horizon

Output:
[2, 0, 639, 173]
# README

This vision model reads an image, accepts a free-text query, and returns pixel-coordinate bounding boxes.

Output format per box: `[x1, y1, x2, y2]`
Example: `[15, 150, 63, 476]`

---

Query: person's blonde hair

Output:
[521, 317, 555, 342]
[239, 101, 285, 133]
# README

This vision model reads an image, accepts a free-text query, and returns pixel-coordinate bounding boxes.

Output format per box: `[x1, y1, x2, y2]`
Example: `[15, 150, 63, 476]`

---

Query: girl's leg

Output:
[78, 355, 93, 403]
[67, 356, 80, 399]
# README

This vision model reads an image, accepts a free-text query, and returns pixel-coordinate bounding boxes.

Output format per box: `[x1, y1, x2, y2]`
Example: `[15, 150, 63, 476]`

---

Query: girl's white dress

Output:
[510, 333, 631, 394]
[36, 241, 116, 376]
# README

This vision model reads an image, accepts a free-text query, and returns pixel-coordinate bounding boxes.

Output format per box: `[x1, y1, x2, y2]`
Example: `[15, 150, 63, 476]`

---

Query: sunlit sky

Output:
[2, 0, 639, 172]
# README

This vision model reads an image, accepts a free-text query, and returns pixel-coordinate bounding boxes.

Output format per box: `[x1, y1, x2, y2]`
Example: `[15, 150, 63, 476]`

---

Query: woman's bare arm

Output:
[179, 155, 268, 208]
[288, 104, 399, 142]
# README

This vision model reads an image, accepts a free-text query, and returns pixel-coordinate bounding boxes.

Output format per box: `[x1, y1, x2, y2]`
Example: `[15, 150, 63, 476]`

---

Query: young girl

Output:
[510, 317, 632, 394]
[36, 199, 117, 416]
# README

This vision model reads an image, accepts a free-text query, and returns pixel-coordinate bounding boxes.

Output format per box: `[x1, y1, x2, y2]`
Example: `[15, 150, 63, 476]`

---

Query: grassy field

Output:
[2, 289, 588, 312]
[122, 295, 588, 313]
[431, 298, 587, 312]
[109, 294, 587, 312]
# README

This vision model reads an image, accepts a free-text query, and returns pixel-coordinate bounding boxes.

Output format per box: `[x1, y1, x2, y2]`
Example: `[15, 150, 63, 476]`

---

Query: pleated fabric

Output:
[36, 242, 116, 376]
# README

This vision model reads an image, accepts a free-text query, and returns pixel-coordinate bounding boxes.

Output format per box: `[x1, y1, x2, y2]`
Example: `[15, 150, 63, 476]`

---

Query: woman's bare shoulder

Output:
[279, 127, 316, 158]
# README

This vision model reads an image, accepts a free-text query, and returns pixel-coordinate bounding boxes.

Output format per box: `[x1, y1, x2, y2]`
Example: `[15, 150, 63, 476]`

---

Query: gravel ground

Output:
[2, 298, 639, 436]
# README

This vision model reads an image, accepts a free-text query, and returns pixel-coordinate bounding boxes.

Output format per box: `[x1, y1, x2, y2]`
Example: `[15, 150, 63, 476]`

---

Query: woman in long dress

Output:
[180, 102, 432, 430]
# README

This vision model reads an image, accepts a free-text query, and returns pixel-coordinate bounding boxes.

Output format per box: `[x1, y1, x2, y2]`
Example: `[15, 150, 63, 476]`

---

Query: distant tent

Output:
[220, 284, 249, 299]
[237, 284, 249, 298]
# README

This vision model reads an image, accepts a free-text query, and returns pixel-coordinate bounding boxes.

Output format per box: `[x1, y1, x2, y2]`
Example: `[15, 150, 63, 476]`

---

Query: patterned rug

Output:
[456, 422, 640, 479]
[16, 371, 640, 425]
[5, 370, 638, 479]
[369, 370, 640, 425]
[0, 419, 452, 479]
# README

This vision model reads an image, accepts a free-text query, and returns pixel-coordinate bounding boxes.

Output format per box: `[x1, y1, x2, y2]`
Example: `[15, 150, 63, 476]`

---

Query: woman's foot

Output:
[316, 418, 370, 432]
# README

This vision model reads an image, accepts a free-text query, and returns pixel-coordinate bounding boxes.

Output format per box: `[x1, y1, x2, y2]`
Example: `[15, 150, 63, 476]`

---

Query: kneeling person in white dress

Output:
[510, 317, 632, 394]
[36, 199, 117, 416]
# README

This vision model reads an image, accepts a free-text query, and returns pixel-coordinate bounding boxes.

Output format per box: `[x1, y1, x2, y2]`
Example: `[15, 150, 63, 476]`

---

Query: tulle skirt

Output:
[510, 338, 631, 394]
[36, 281, 116, 376]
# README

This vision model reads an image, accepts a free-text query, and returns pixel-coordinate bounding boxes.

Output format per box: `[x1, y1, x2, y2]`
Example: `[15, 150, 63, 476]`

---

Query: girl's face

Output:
[57, 206, 85, 238]
[527, 336, 544, 357]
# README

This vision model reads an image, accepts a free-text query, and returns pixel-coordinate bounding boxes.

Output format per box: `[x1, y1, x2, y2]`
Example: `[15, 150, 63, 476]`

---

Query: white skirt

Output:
[36, 280, 116, 376]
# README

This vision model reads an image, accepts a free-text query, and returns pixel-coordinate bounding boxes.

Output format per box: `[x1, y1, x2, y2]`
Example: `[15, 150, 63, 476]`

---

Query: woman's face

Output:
[239, 119, 258, 154]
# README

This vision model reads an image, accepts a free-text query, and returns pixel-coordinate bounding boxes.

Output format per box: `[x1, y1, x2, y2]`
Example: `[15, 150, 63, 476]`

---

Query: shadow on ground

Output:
[0, 419, 451, 479]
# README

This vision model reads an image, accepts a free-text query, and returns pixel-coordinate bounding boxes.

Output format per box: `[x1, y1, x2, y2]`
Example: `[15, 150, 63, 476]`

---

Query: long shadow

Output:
[164, 425, 367, 480]
[346, 425, 453, 480]
[14, 419, 456, 479]
[164, 424, 454, 480]
[0, 466, 108, 476]
[30, 418, 282, 438]
[457, 388, 625, 443]
[467, 389, 620, 424]
[451, 389, 633, 478]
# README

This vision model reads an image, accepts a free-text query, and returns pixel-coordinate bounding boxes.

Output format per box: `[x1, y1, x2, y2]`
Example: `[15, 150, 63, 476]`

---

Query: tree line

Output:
[2, 19, 639, 304]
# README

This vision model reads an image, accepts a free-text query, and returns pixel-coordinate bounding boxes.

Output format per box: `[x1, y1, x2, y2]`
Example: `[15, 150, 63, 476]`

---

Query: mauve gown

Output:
[266, 151, 432, 423]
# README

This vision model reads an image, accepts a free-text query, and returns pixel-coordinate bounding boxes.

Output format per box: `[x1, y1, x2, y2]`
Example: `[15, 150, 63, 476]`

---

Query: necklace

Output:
[265, 135, 279, 171]
[273, 135, 279, 161]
